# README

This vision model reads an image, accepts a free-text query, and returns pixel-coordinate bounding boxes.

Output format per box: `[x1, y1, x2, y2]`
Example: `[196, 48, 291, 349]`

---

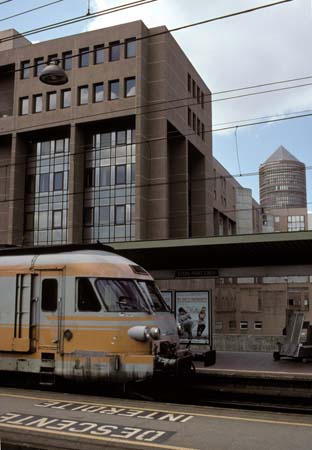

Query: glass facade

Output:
[83, 128, 135, 243]
[24, 138, 69, 245]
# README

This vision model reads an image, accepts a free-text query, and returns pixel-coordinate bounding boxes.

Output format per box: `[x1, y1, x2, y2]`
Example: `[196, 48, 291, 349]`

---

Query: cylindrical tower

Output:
[259, 146, 306, 208]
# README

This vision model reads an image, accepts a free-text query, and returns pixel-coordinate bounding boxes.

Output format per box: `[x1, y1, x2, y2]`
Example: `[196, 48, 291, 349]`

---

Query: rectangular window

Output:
[52, 210, 63, 229]
[42, 279, 58, 311]
[48, 54, 58, 63]
[62, 51, 72, 70]
[115, 205, 125, 225]
[41, 141, 51, 156]
[197, 86, 200, 104]
[192, 113, 196, 131]
[125, 77, 136, 97]
[254, 321, 263, 330]
[33, 95, 42, 113]
[20, 97, 29, 115]
[84, 207, 94, 226]
[99, 206, 110, 225]
[229, 320, 236, 330]
[201, 92, 204, 108]
[192, 80, 196, 98]
[100, 166, 110, 186]
[201, 123, 205, 141]
[78, 86, 88, 105]
[240, 321, 248, 330]
[109, 80, 119, 100]
[94, 44, 104, 64]
[55, 139, 65, 153]
[197, 118, 200, 136]
[85, 168, 95, 188]
[117, 130, 126, 145]
[125, 38, 136, 58]
[93, 83, 104, 102]
[79, 47, 89, 67]
[61, 89, 71, 108]
[53, 172, 63, 191]
[188, 107, 191, 126]
[38, 211, 48, 230]
[109, 41, 120, 61]
[34, 57, 45, 77]
[77, 278, 101, 312]
[39, 173, 49, 192]
[187, 73, 192, 92]
[21, 60, 30, 79]
[116, 164, 126, 184]
[215, 321, 223, 330]
[47, 91, 57, 111]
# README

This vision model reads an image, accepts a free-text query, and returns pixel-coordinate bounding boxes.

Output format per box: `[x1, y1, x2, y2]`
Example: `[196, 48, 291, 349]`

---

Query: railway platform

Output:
[196, 351, 312, 380]
[0, 387, 312, 450]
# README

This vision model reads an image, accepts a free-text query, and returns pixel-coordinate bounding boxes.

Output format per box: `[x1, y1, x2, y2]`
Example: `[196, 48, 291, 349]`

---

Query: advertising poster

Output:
[175, 291, 210, 345]
[161, 291, 174, 312]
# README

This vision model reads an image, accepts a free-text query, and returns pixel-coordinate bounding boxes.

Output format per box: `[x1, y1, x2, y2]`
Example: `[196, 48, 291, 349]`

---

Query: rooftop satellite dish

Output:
[39, 59, 68, 85]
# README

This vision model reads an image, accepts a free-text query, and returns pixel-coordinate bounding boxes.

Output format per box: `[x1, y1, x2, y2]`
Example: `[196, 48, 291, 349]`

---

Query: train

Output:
[0, 244, 192, 385]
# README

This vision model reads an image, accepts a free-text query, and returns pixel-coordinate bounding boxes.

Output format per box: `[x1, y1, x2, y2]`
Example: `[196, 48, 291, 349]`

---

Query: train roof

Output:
[0, 244, 151, 278]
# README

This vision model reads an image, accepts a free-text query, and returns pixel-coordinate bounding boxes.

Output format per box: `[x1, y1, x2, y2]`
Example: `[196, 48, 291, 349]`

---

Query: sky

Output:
[1, 0, 312, 205]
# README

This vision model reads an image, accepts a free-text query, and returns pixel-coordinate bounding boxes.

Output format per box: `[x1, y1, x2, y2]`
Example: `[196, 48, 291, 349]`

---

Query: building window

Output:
[192, 113, 196, 132]
[240, 321, 248, 330]
[197, 86, 200, 104]
[109, 41, 120, 61]
[34, 57, 45, 77]
[47, 91, 57, 111]
[93, 83, 104, 102]
[99, 206, 110, 225]
[115, 205, 126, 225]
[94, 44, 104, 64]
[78, 86, 89, 105]
[125, 77, 136, 97]
[197, 118, 200, 136]
[53, 172, 63, 191]
[287, 215, 305, 231]
[62, 51, 72, 70]
[188, 107, 191, 126]
[109, 80, 119, 100]
[201, 123, 205, 141]
[100, 166, 110, 186]
[125, 38, 136, 58]
[33, 94, 42, 113]
[39, 173, 49, 192]
[52, 210, 63, 229]
[79, 47, 89, 67]
[229, 320, 236, 330]
[254, 321, 262, 330]
[48, 54, 58, 64]
[19, 97, 29, 115]
[187, 73, 192, 92]
[84, 207, 94, 226]
[215, 321, 223, 331]
[116, 164, 126, 184]
[61, 89, 71, 108]
[201, 92, 204, 108]
[85, 168, 95, 188]
[192, 80, 196, 98]
[21, 61, 30, 79]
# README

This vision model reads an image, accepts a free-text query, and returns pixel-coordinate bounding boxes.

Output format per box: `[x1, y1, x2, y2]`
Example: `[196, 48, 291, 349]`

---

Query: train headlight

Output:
[128, 326, 150, 342]
[149, 327, 161, 340]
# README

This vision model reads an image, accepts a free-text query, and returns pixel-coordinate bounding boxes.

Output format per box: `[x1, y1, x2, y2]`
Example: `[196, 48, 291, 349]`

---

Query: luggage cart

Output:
[273, 312, 312, 362]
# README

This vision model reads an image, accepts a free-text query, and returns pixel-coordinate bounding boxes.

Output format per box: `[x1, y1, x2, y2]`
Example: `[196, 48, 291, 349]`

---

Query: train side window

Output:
[77, 278, 101, 312]
[42, 279, 58, 311]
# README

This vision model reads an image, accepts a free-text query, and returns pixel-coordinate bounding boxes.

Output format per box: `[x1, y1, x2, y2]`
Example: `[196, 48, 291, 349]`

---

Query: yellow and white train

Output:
[0, 245, 192, 384]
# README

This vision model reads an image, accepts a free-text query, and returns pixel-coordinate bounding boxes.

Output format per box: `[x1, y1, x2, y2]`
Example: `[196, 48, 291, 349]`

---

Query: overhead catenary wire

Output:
[0, 0, 14, 5]
[1, 0, 294, 64]
[0, 0, 65, 23]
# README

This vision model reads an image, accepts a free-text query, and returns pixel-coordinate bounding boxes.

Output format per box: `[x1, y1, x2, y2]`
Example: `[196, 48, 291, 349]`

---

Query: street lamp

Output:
[39, 59, 68, 85]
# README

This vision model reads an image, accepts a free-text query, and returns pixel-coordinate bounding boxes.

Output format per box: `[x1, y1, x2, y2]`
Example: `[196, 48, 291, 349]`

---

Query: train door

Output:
[38, 270, 64, 353]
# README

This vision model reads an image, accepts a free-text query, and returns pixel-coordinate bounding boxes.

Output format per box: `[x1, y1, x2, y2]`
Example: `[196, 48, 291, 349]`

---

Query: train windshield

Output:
[138, 281, 169, 312]
[95, 279, 150, 312]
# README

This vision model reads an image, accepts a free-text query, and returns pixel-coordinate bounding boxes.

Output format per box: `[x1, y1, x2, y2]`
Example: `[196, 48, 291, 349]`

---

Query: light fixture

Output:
[39, 59, 68, 85]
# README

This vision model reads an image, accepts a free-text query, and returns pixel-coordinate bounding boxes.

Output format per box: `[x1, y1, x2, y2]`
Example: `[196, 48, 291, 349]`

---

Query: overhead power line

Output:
[0, 0, 158, 44]
[0, 0, 65, 23]
[0, 0, 14, 5]
[1, 0, 294, 49]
